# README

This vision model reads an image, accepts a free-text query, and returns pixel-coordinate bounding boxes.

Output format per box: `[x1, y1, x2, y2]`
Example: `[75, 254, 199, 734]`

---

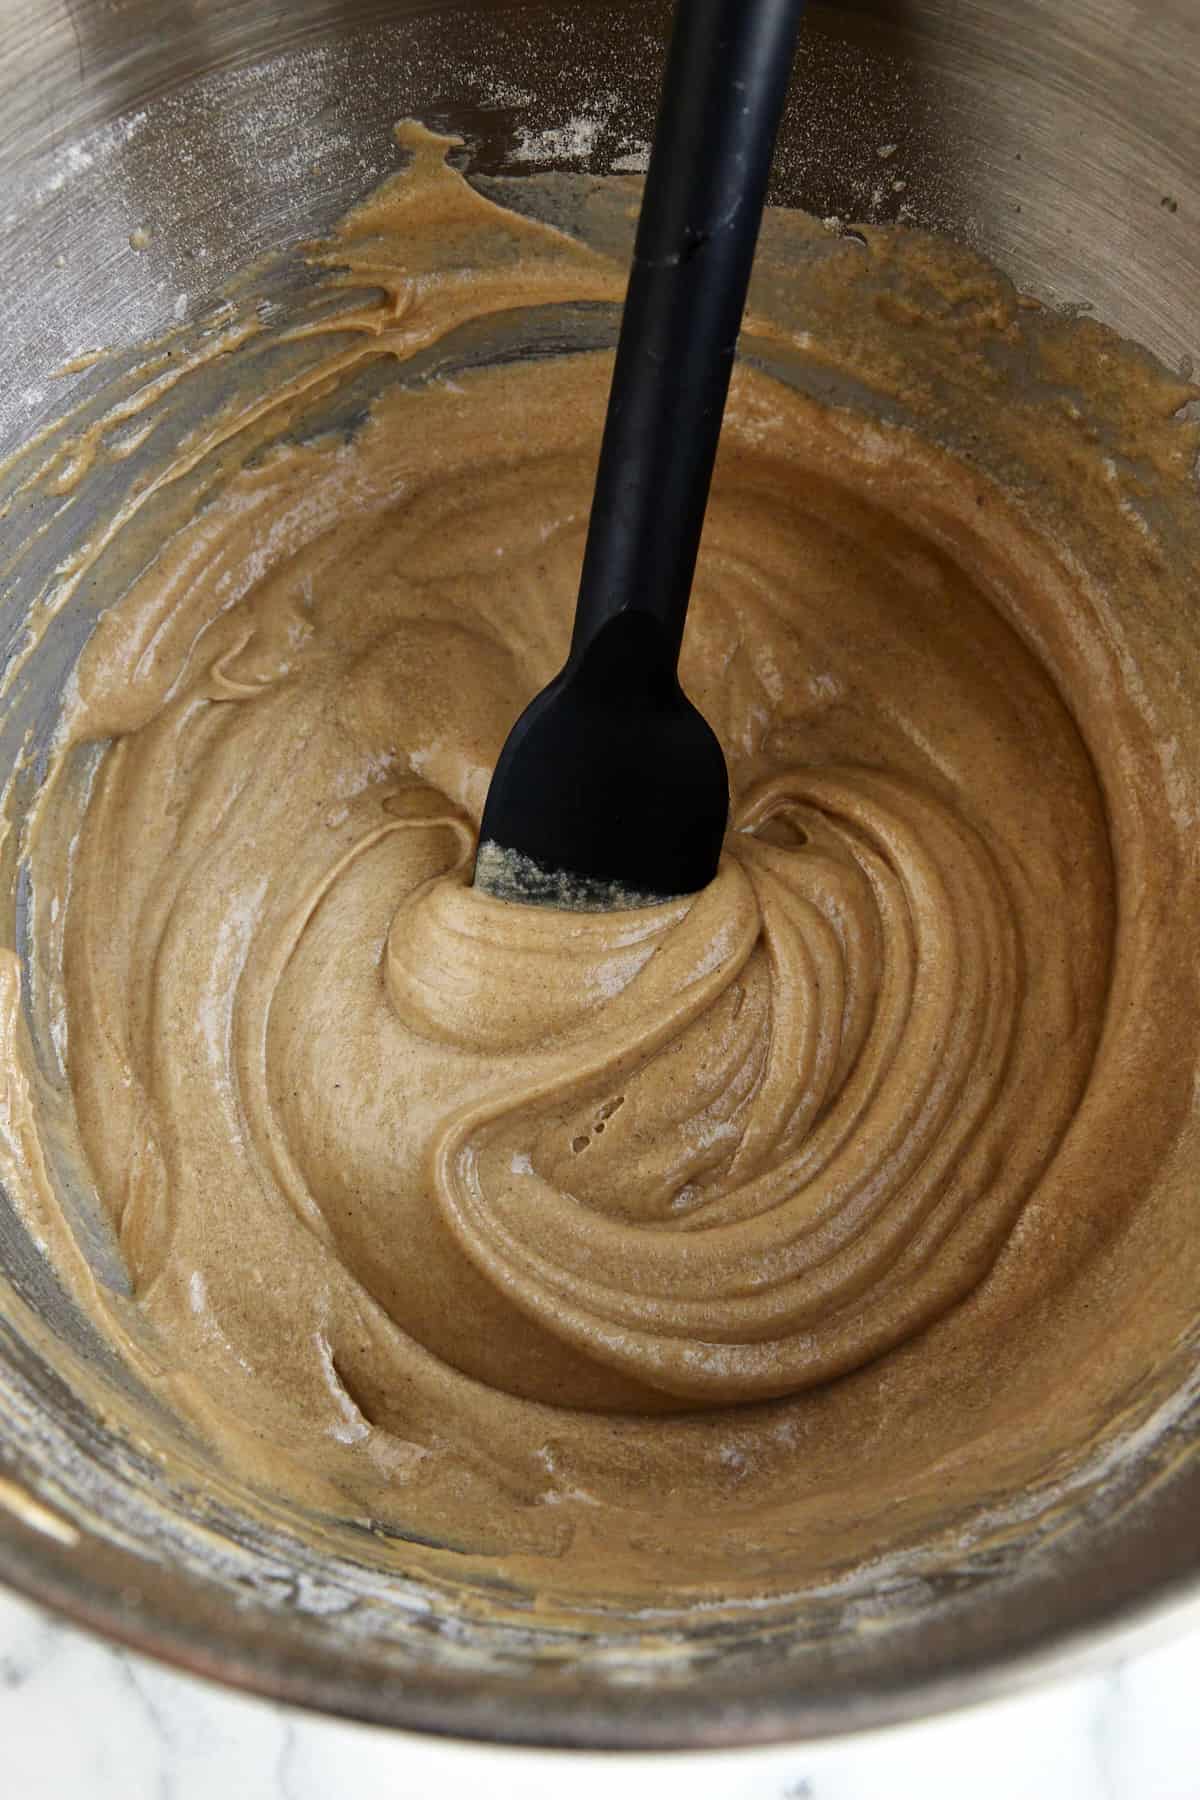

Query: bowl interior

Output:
[0, 0, 1198, 1749]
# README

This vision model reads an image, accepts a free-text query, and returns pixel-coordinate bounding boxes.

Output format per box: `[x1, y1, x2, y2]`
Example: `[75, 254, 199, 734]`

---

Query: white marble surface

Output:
[1, 1586, 1197, 1799]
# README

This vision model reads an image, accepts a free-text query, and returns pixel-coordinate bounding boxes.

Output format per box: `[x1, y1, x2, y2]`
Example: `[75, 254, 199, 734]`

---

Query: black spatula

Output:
[474, 0, 807, 911]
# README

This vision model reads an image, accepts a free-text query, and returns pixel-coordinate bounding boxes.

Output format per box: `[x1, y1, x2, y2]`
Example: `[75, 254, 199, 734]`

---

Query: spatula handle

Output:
[570, 0, 807, 669]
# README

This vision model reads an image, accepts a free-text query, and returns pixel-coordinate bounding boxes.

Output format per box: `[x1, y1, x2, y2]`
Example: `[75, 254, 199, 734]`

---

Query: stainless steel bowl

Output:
[0, 0, 1198, 1749]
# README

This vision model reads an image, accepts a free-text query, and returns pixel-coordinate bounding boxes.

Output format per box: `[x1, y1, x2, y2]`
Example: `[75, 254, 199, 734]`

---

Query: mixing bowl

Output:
[0, 0, 1198, 1749]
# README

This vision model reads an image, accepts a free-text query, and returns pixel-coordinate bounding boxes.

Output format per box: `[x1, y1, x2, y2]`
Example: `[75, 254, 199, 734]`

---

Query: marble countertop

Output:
[1, 1585, 1196, 1799]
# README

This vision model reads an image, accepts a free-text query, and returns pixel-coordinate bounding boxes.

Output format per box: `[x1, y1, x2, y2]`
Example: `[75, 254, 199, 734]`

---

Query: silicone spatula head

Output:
[475, 610, 729, 909]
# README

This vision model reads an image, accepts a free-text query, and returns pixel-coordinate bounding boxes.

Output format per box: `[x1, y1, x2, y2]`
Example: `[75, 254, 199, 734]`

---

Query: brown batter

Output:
[4, 127, 1199, 1610]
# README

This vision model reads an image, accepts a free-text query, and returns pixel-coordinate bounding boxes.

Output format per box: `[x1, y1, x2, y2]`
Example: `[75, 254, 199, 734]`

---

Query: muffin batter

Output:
[4, 127, 1199, 1608]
